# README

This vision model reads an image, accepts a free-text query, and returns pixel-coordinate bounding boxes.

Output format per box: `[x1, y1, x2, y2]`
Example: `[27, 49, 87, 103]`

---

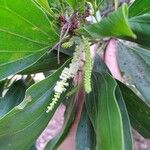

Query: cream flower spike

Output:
[46, 44, 83, 113]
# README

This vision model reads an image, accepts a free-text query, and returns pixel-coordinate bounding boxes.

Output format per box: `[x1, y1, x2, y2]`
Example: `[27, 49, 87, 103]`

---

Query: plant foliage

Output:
[0, 0, 150, 150]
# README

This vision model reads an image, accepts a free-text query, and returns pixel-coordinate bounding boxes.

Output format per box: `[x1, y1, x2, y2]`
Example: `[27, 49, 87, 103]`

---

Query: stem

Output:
[48, 23, 70, 53]
[114, 0, 119, 11]
[57, 23, 70, 64]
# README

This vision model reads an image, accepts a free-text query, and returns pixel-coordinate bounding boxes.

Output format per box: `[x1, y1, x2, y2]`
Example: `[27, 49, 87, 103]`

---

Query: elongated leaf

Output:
[75, 104, 96, 150]
[115, 86, 133, 150]
[118, 81, 150, 138]
[129, 0, 150, 17]
[117, 41, 150, 103]
[0, 60, 71, 150]
[0, 0, 58, 80]
[85, 73, 124, 150]
[93, 52, 132, 150]
[45, 94, 76, 150]
[78, 4, 135, 39]
[128, 14, 150, 48]
[0, 80, 26, 118]
[20, 52, 69, 74]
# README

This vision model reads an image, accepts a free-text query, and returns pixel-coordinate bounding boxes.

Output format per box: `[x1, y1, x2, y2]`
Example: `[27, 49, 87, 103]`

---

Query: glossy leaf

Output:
[0, 60, 71, 150]
[117, 41, 150, 103]
[0, 80, 26, 118]
[129, 0, 150, 17]
[85, 73, 124, 150]
[75, 104, 96, 150]
[129, 14, 150, 48]
[115, 86, 133, 150]
[45, 94, 76, 150]
[78, 4, 135, 39]
[118, 81, 150, 138]
[0, 0, 58, 80]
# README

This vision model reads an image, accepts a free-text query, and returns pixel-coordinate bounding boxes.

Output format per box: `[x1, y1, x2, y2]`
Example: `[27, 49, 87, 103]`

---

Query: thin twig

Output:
[114, 0, 119, 11]
[57, 23, 70, 64]
[48, 23, 70, 53]
[48, 13, 77, 64]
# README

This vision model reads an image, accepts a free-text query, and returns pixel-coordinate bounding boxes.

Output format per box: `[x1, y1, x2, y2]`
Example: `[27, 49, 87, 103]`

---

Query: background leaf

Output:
[115, 86, 133, 150]
[117, 41, 150, 103]
[128, 14, 150, 48]
[129, 0, 150, 17]
[118, 81, 150, 139]
[0, 80, 26, 118]
[75, 104, 96, 150]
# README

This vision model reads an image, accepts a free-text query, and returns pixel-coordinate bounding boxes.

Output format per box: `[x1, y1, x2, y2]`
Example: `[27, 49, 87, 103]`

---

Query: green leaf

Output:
[85, 73, 124, 150]
[20, 52, 69, 74]
[93, 55, 132, 149]
[45, 94, 76, 150]
[118, 81, 150, 139]
[0, 60, 71, 150]
[78, 4, 135, 39]
[129, 0, 150, 17]
[93, 52, 132, 150]
[0, 0, 58, 80]
[128, 14, 150, 48]
[0, 80, 26, 118]
[117, 41, 150, 103]
[115, 86, 133, 150]
[75, 104, 96, 150]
